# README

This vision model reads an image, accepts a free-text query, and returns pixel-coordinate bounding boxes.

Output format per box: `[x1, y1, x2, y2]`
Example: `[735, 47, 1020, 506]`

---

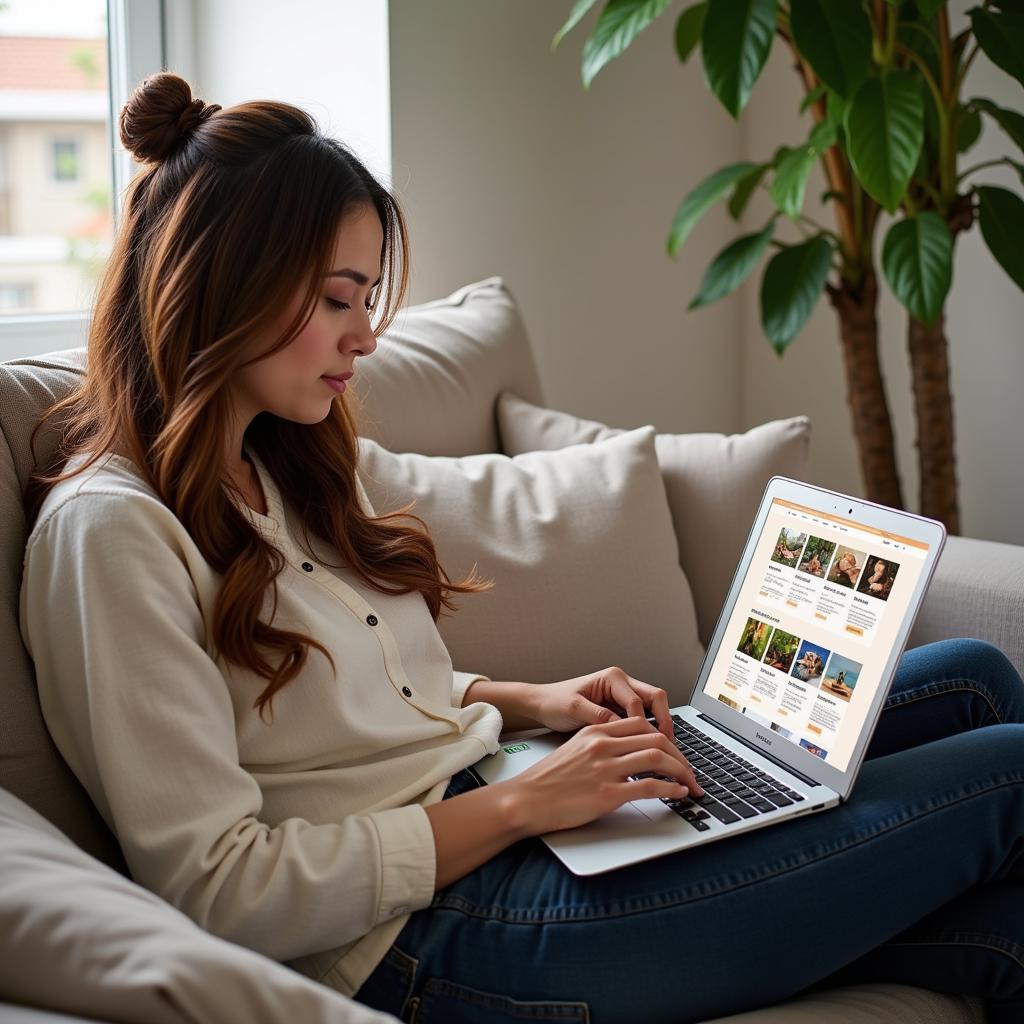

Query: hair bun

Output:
[119, 72, 221, 163]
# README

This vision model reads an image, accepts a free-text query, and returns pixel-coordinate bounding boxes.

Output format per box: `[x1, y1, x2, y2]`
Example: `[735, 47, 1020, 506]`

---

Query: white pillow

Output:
[358, 426, 705, 705]
[497, 393, 811, 646]
[0, 788, 397, 1024]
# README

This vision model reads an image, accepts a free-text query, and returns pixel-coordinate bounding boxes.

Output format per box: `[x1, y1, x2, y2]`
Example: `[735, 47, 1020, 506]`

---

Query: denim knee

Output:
[914, 639, 1024, 702]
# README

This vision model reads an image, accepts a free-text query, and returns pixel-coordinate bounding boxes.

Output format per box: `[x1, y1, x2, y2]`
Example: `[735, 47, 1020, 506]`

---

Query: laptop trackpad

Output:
[628, 797, 677, 821]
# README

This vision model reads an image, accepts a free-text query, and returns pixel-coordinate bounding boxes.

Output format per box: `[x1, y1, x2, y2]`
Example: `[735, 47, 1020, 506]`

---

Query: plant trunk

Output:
[902, 196, 971, 536]
[827, 270, 905, 510]
[907, 312, 959, 534]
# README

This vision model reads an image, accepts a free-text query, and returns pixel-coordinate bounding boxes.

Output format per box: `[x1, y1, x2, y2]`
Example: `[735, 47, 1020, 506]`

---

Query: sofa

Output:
[2, 276, 1016, 1023]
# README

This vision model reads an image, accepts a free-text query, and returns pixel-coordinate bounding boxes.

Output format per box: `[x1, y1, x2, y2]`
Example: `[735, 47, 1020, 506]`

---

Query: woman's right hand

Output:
[501, 716, 704, 837]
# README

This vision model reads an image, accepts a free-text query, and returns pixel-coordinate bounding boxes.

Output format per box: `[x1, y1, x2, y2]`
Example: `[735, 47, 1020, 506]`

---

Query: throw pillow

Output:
[0, 788, 396, 1024]
[357, 427, 705, 705]
[496, 393, 811, 646]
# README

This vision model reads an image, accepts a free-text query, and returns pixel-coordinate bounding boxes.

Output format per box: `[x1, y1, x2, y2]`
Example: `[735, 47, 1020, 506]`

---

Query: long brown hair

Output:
[25, 72, 492, 722]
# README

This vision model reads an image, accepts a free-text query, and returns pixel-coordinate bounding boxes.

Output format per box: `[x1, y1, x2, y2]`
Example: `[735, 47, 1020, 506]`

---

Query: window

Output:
[52, 139, 81, 182]
[1, 0, 389, 360]
[0, 0, 113, 328]
[0, 282, 33, 309]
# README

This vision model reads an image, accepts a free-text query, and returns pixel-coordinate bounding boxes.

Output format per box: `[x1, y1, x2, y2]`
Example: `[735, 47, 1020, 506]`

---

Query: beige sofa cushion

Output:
[352, 276, 544, 456]
[0, 787, 397, 1024]
[496, 392, 811, 647]
[358, 427, 705, 704]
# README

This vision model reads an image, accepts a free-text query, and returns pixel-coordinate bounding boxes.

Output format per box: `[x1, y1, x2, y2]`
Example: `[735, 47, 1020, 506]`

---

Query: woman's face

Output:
[230, 203, 383, 429]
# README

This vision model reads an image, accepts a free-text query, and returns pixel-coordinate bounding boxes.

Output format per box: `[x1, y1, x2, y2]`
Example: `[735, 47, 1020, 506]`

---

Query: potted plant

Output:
[555, 0, 1024, 533]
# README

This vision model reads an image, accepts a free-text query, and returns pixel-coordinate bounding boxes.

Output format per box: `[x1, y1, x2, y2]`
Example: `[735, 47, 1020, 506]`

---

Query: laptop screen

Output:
[700, 497, 930, 772]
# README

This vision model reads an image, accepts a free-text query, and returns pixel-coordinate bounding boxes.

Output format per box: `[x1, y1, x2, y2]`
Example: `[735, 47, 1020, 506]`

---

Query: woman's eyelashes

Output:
[325, 297, 374, 313]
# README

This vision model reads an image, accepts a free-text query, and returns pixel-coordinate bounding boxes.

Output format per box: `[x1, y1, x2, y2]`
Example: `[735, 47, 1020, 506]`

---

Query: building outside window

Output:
[0, 0, 113, 318]
[52, 139, 81, 181]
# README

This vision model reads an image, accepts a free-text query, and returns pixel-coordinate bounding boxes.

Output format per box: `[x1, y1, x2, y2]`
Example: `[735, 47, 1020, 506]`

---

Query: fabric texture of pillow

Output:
[357, 427, 705, 705]
[0, 787, 398, 1024]
[496, 393, 811, 648]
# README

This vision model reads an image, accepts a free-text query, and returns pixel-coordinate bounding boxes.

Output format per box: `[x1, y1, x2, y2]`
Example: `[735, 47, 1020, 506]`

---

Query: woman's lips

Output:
[321, 374, 350, 394]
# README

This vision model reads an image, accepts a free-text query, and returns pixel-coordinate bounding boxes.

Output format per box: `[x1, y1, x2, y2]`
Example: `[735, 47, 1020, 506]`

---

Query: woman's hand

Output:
[500, 715, 704, 837]
[527, 665, 677, 743]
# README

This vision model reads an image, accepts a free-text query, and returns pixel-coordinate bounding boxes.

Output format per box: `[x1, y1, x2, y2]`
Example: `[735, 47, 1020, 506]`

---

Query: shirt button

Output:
[301, 562, 314, 572]
[402, 686, 412, 698]
[366, 614, 378, 626]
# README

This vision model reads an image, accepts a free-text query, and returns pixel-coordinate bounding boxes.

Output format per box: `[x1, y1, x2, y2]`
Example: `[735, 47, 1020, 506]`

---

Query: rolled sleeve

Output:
[369, 803, 437, 921]
[452, 670, 490, 709]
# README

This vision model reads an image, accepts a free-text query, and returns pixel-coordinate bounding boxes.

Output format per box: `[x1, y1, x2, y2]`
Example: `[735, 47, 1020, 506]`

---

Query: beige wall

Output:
[389, 0, 742, 436]
[391, 0, 1023, 545]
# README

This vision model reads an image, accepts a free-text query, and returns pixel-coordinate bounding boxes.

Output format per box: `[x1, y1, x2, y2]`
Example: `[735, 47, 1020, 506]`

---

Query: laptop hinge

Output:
[697, 713, 820, 787]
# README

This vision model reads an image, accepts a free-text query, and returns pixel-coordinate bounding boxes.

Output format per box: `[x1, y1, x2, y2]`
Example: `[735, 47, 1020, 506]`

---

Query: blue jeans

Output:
[354, 639, 1024, 1023]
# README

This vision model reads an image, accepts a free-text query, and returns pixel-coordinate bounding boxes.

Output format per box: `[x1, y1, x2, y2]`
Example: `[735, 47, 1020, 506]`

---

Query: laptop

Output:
[472, 476, 946, 875]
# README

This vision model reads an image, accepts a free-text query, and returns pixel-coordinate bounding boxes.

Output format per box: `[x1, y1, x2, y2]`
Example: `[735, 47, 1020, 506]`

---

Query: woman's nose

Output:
[346, 313, 378, 357]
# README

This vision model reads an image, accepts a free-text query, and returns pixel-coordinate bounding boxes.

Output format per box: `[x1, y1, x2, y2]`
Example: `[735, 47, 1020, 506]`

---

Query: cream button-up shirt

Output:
[19, 448, 503, 997]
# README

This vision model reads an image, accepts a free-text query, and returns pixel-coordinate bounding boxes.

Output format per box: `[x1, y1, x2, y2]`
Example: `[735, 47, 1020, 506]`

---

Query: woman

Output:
[19, 74, 1024, 1024]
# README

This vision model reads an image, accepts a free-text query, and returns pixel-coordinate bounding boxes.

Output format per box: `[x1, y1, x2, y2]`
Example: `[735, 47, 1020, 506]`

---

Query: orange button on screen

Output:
[846, 624, 865, 636]
[807, 723, 822, 735]
[814, 612, 827, 620]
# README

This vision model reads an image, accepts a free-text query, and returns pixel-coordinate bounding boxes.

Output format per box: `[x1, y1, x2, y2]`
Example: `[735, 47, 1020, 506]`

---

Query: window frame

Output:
[0, 0, 180, 360]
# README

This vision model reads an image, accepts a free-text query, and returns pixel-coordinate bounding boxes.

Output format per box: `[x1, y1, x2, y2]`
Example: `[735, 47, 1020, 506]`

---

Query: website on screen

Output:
[702, 499, 928, 772]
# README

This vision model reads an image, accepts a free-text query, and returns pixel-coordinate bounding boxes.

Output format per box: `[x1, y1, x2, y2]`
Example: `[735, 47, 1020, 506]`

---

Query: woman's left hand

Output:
[527, 666, 675, 743]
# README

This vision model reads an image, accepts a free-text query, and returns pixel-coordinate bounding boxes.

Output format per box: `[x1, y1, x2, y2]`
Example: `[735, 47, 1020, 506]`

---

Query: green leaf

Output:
[972, 97, 1024, 155]
[826, 89, 848, 126]
[690, 220, 775, 308]
[675, 2, 708, 63]
[882, 213, 953, 326]
[702, 0, 777, 118]
[1009, 158, 1024, 185]
[977, 185, 1024, 292]
[760, 236, 834, 352]
[916, 0, 947, 17]
[581, 0, 673, 88]
[789, 0, 871, 100]
[552, 0, 603, 50]
[667, 162, 760, 256]
[728, 164, 768, 219]
[845, 72, 924, 213]
[770, 120, 837, 217]
[799, 83, 827, 114]
[969, 8, 1024, 90]
[955, 107, 983, 153]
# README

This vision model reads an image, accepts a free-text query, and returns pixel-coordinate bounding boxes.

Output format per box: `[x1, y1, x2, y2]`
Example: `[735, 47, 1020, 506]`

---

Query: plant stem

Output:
[895, 44, 944, 114]
[954, 44, 980, 96]
[938, 8, 953, 103]
[795, 212, 842, 245]
[885, 3, 898, 66]
[788, 50, 858, 264]
[957, 156, 1013, 183]
[912, 177, 943, 205]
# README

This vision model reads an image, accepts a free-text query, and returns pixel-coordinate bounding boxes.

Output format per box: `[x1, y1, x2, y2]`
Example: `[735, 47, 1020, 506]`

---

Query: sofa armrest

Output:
[910, 535, 1024, 680]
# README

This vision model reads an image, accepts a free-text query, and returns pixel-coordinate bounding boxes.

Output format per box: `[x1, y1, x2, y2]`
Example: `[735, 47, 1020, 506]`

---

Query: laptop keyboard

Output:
[632, 715, 805, 833]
